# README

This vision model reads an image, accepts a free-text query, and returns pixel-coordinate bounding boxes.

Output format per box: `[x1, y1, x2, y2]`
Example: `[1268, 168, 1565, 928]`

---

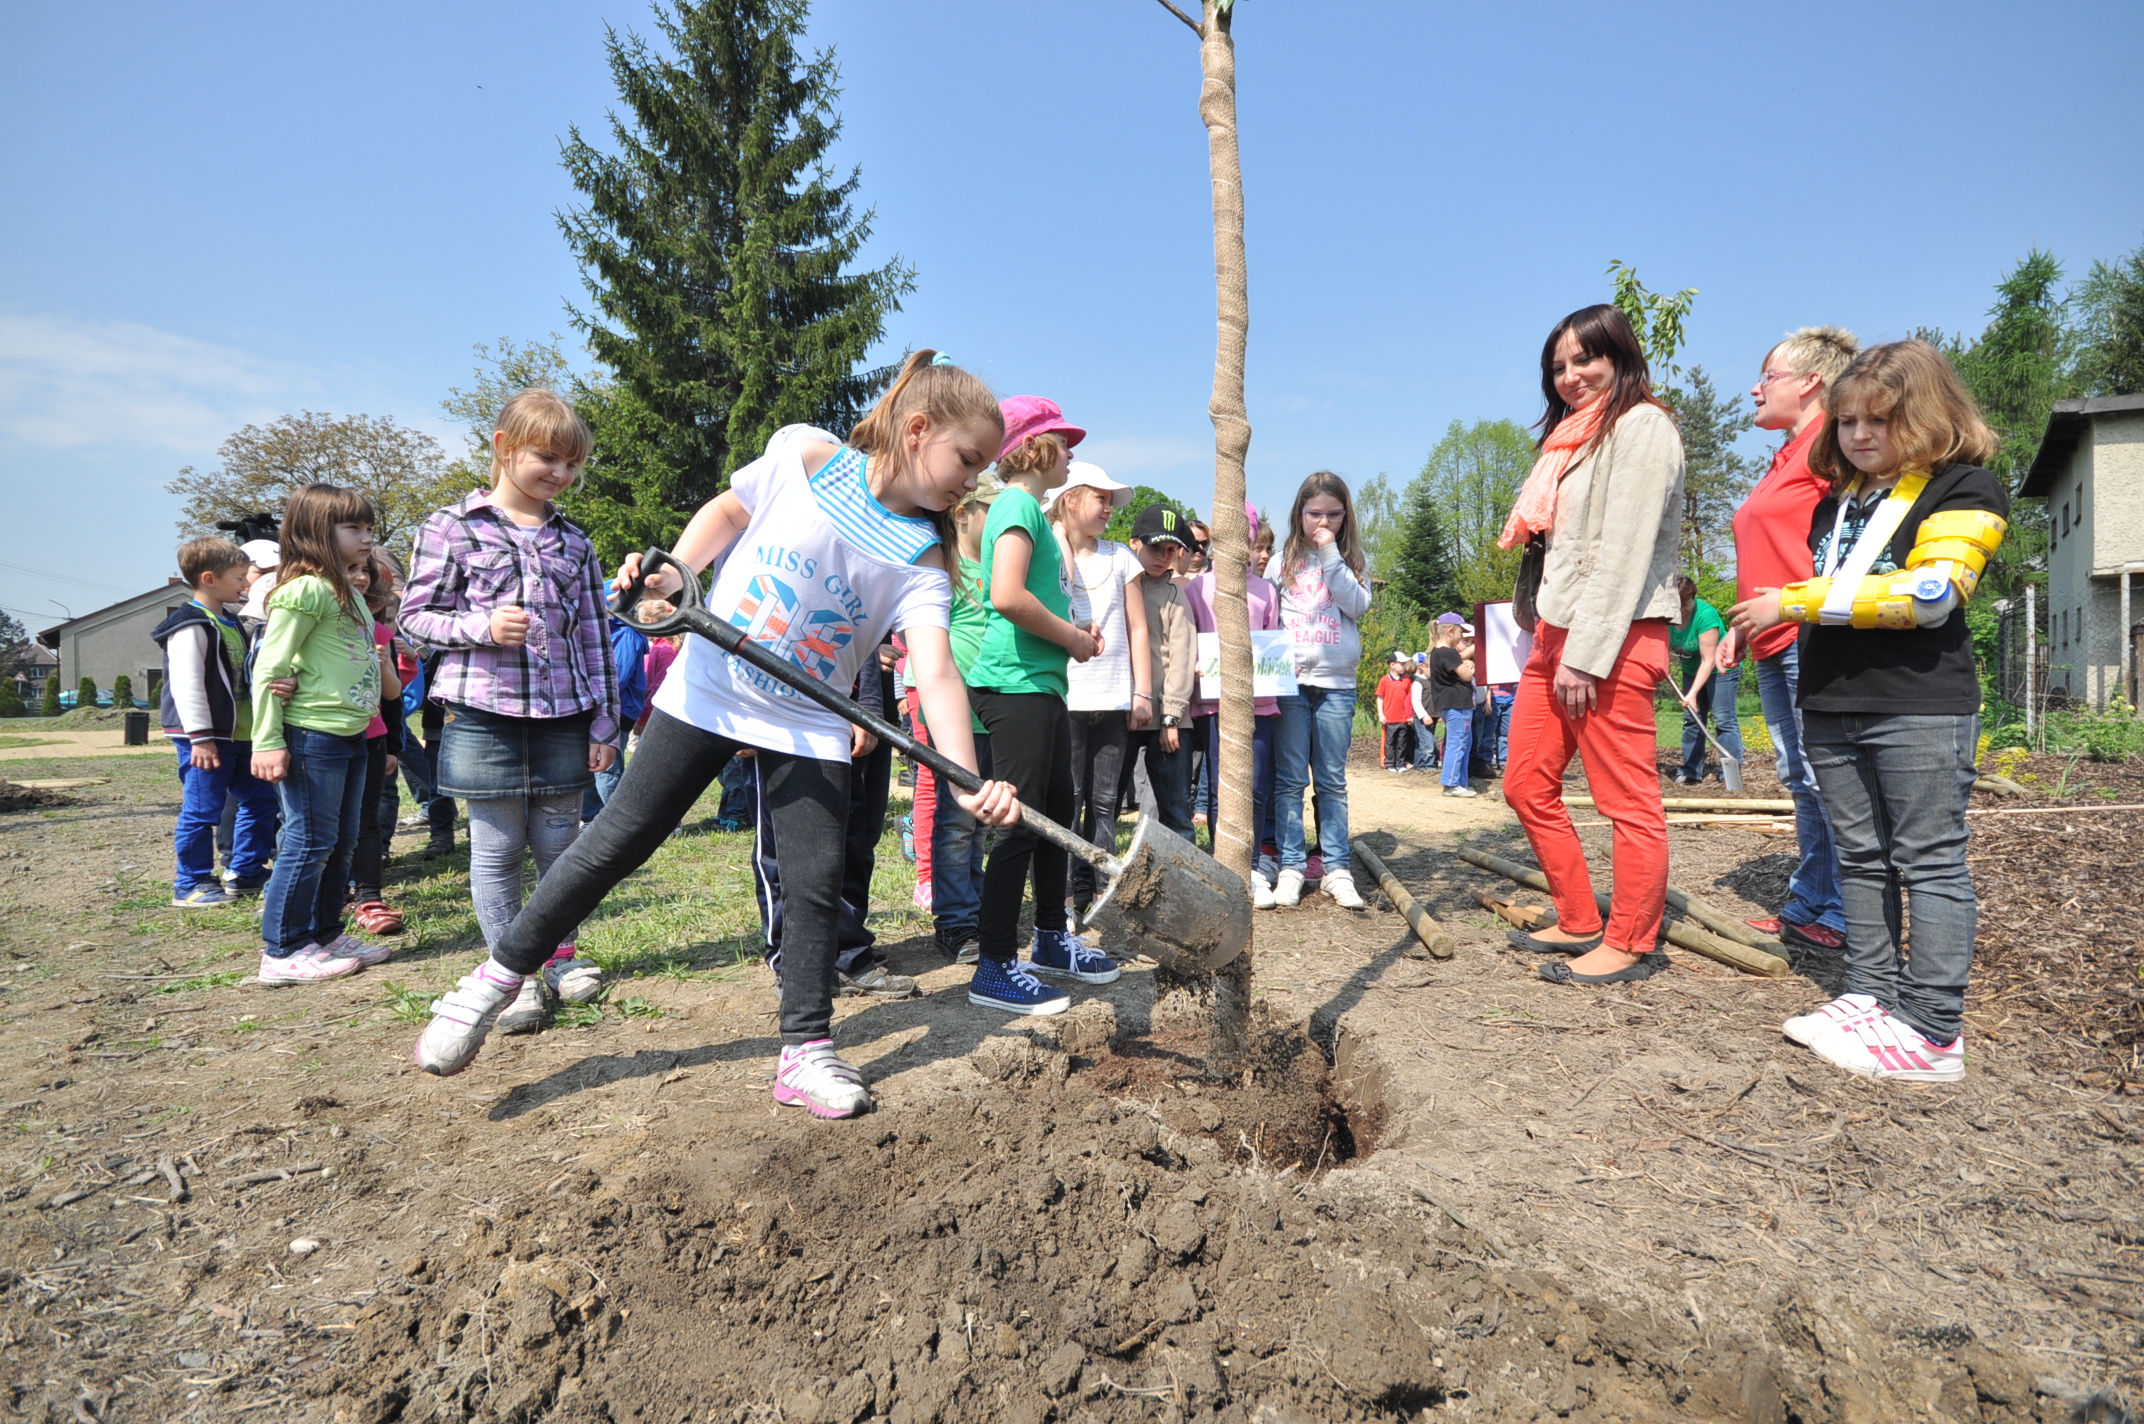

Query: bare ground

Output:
[0, 745, 2138, 1423]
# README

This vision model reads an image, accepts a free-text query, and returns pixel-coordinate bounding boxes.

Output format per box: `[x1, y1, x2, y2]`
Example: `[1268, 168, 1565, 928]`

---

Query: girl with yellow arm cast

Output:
[1731, 340, 2007, 1084]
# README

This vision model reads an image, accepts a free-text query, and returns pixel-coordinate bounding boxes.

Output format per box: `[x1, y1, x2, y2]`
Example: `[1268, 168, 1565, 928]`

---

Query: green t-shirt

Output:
[196, 600, 253, 743]
[1670, 599, 1726, 681]
[967, 488, 1071, 697]
[943, 555, 990, 735]
[251, 575, 380, 751]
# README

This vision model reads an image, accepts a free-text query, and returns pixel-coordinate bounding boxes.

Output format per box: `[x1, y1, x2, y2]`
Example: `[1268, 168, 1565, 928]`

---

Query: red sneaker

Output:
[1747, 916, 1846, 952]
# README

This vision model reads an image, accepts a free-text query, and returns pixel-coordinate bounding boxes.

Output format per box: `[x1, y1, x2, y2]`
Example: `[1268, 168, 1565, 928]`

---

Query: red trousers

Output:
[1504, 621, 1670, 952]
[906, 685, 935, 894]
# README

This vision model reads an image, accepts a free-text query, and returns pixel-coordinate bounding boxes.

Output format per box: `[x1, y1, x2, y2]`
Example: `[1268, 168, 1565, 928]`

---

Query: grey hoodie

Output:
[1264, 543, 1373, 691]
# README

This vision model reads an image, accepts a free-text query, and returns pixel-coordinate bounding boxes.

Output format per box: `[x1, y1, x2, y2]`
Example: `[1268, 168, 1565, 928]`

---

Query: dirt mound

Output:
[273, 1018, 2072, 1424]
[0, 781, 71, 813]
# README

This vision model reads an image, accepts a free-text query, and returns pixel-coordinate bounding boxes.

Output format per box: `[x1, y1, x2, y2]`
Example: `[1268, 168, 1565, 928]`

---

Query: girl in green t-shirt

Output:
[1669, 576, 1743, 785]
[966, 396, 1118, 1015]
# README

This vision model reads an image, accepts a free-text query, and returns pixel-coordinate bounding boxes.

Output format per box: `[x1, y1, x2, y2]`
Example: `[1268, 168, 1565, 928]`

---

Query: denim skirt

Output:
[436, 704, 595, 799]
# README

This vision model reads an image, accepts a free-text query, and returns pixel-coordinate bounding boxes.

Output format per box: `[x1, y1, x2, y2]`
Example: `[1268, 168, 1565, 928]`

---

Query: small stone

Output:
[992, 1321, 1025, 1359]
[289, 1238, 321, 1256]
[1039, 1340, 1086, 1398]
[176, 1351, 211, 1369]
[401, 1256, 429, 1278]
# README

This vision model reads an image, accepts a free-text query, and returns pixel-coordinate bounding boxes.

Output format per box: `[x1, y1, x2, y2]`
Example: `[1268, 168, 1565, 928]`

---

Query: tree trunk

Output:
[1153, 0, 1256, 1072]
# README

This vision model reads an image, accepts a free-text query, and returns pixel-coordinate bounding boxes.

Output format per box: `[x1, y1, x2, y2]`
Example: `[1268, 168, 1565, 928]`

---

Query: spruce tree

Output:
[76, 677, 98, 710]
[1383, 491, 1465, 620]
[1674, 368, 1758, 575]
[2073, 239, 2144, 397]
[559, 0, 913, 544]
[111, 675, 134, 709]
[40, 675, 60, 717]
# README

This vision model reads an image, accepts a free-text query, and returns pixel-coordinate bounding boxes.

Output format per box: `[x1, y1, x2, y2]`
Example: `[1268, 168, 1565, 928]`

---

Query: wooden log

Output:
[1352, 841, 1455, 959]
[1666, 885, 1784, 953]
[1973, 775, 2028, 797]
[1454, 847, 1790, 978]
[1470, 889, 1548, 931]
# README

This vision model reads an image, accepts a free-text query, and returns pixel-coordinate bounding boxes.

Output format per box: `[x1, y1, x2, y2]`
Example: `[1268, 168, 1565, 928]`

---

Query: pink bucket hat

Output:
[997, 395, 1086, 462]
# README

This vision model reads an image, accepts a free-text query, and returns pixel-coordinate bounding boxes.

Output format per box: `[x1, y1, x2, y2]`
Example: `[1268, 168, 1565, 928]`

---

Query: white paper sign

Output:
[1475, 600, 1532, 687]
[1195, 629, 1300, 701]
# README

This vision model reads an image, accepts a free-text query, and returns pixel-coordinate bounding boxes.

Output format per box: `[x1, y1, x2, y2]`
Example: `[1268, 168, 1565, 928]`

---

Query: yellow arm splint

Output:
[1779, 506, 2007, 629]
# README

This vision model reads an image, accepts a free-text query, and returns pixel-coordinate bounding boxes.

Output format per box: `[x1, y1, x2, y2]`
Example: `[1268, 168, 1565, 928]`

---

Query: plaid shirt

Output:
[398, 490, 620, 743]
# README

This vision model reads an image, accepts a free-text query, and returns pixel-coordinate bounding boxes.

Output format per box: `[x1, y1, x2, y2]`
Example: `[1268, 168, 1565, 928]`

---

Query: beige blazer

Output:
[1532, 402, 1685, 678]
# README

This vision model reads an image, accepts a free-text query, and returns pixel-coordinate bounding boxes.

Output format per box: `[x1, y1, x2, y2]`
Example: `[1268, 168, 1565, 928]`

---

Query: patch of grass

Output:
[553, 1001, 604, 1029]
[380, 980, 438, 1024]
[0, 736, 62, 750]
[150, 970, 244, 996]
[615, 995, 661, 1020]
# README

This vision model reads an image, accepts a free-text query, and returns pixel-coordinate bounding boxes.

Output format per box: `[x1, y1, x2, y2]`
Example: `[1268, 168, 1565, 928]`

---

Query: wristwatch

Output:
[1162, 714, 1183, 728]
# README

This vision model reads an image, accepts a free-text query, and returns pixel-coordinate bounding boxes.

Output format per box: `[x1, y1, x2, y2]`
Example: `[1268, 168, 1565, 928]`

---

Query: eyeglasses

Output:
[1758, 369, 1804, 386]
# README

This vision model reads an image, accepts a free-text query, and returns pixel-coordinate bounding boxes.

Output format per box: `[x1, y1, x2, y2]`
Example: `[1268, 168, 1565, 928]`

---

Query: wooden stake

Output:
[1352, 841, 1455, 959]
[1471, 889, 1547, 930]
[1454, 846, 1790, 978]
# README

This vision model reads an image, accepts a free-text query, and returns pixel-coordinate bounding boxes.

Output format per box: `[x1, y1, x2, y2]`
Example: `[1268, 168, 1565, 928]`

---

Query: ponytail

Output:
[848, 349, 1004, 594]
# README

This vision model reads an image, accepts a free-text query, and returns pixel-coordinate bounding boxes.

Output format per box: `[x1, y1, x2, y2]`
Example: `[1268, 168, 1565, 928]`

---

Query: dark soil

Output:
[0, 783, 71, 814]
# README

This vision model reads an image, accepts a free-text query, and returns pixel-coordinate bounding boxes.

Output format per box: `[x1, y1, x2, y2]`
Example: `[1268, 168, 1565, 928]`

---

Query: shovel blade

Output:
[1720, 756, 1745, 794]
[1081, 816, 1251, 976]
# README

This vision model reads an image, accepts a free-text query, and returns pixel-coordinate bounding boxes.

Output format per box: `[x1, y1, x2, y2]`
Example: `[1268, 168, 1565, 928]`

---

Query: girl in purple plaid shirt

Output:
[412, 352, 1020, 1119]
[398, 389, 622, 1037]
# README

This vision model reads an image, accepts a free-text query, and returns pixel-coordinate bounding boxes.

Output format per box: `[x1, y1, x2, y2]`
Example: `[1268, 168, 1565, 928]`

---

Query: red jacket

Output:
[1376, 671, 1415, 724]
[1732, 420, 1830, 660]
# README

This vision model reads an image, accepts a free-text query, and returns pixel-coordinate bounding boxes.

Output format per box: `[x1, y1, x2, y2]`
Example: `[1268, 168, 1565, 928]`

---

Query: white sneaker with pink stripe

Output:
[414, 959, 526, 1077]
[1781, 992, 1883, 1047]
[1811, 1009, 1965, 1083]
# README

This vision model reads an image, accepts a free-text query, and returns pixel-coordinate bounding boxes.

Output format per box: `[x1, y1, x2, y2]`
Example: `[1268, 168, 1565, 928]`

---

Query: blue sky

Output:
[4, 0, 2142, 632]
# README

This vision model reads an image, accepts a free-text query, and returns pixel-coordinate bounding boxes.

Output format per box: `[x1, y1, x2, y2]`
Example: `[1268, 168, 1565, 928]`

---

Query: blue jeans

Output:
[1490, 688, 1515, 766]
[1802, 712, 1979, 1045]
[930, 732, 992, 939]
[170, 739, 277, 895]
[1755, 644, 1844, 932]
[1274, 686, 1354, 873]
[1440, 708, 1473, 789]
[260, 727, 368, 956]
[1679, 662, 1745, 780]
[1412, 717, 1438, 771]
[1196, 713, 1278, 879]
[396, 736, 455, 836]
[583, 728, 630, 822]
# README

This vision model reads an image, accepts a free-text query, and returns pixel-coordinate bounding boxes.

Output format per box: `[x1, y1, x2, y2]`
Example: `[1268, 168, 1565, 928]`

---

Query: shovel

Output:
[1669, 670, 1744, 794]
[614, 549, 1252, 976]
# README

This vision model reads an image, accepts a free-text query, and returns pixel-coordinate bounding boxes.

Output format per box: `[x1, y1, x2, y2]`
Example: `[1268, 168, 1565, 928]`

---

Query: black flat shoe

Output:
[1539, 951, 1670, 985]
[1505, 927, 1602, 954]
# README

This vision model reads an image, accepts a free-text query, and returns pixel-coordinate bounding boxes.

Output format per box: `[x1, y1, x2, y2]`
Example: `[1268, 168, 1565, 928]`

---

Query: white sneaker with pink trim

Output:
[258, 945, 363, 985]
[1781, 992, 1883, 1047]
[325, 932, 392, 967]
[1811, 1010, 1965, 1083]
[414, 960, 526, 1077]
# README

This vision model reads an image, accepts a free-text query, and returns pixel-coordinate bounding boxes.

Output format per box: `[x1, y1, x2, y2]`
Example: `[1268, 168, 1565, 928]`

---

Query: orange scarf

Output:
[1496, 395, 1610, 550]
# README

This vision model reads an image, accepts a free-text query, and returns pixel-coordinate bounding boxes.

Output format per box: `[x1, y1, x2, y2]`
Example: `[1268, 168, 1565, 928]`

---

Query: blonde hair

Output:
[847, 348, 1003, 579]
[997, 431, 1066, 479]
[1767, 325, 1861, 389]
[1810, 341, 2000, 489]
[1046, 482, 1109, 531]
[1278, 471, 1365, 578]
[493, 388, 593, 479]
[1434, 621, 1464, 649]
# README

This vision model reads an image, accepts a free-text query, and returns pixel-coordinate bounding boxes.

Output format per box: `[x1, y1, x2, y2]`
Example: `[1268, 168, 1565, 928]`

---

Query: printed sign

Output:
[1475, 600, 1531, 687]
[1196, 629, 1300, 701]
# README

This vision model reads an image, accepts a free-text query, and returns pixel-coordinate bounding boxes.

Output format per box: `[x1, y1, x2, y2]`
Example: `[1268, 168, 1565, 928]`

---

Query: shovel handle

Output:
[611, 549, 1118, 876]
[1667, 669, 1741, 769]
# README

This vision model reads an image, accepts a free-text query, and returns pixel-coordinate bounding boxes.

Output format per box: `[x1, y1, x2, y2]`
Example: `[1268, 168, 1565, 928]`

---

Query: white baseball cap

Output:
[1044, 460, 1134, 511]
[241, 539, 281, 569]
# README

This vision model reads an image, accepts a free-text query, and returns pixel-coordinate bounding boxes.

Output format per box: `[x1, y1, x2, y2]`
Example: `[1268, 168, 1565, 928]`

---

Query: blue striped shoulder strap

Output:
[807, 446, 939, 566]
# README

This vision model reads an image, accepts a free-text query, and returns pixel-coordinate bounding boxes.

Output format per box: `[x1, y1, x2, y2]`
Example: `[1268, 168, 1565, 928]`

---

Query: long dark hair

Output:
[1535, 304, 1668, 453]
[278, 483, 375, 623]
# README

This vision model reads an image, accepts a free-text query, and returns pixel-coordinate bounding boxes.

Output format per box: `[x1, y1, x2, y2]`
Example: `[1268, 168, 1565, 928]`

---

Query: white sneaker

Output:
[325, 931, 392, 967]
[497, 976, 548, 1035]
[1272, 868, 1304, 908]
[1251, 872, 1276, 910]
[543, 957, 605, 1005]
[772, 1040, 873, 1118]
[1323, 869, 1366, 910]
[258, 945, 363, 985]
[1811, 1009, 1965, 1083]
[1443, 785, 1480, 798]
[1782, 992, 1882, 1047]
[413, 960, 526, 1076]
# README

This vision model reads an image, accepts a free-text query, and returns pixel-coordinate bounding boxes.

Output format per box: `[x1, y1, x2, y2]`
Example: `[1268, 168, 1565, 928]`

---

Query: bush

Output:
[76, 676, 98, 709]
[0, 683, 24, 717]
[40, 676, 60, 716]
[2078, 699, 2144, 763]
[1355, 600, 1432, 709]
[111, 674, 133, 709]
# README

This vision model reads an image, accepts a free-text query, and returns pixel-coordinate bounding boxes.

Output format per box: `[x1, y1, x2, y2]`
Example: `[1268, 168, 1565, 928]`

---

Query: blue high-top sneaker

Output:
[1029, 928, 1121, 985]
[968, 955, 1072, 1015]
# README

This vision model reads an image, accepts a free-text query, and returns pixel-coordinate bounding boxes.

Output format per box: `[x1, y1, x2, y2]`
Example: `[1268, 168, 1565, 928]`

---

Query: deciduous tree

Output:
[1408, 419, 1534, 606]
[166, 412, 455, 554]
[1104, 486, 1202, 546]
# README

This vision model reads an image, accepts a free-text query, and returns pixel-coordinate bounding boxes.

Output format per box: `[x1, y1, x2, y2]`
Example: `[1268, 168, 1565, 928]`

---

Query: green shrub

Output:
[111, 674, 134, 709]
[39, 677, 60, 716]
[0, 683, 24, 717]
[2078, 700, 2144, 763]
[76, 676, 98, 709]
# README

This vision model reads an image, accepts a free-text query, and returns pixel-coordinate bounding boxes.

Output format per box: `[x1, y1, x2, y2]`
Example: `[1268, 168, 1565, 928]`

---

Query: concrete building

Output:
[35, 581, 191, 704]
[2022, 393, 2144, 709]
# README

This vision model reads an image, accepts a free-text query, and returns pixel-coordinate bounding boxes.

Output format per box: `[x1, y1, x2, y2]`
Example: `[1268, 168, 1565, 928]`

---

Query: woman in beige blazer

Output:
[1498, 304, 1685, 986]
